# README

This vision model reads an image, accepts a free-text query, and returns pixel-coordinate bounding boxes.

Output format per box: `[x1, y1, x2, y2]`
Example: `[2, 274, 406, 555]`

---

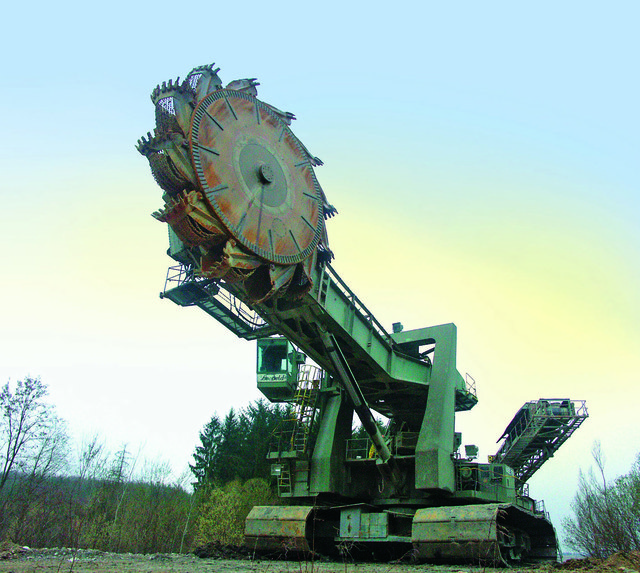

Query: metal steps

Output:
[288, 364, 322, 455]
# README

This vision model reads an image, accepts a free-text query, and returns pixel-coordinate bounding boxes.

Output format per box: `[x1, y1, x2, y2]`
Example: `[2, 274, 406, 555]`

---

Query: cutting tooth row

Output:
[136, 130, 170, 156]
[151, 190, 192, 221]
[225, 77, 260, 95]
[186, 63, 223, 97]
[151, 63, 224, 106]
[150, 77, 195, 106]
[187, 63, 221, 77]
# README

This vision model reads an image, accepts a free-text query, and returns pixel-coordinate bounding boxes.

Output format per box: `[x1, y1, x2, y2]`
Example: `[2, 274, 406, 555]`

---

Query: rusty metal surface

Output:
[138, 63, 333, 303]
[190, 90, 324, 266]
[413, 539, 502, 563]
[244, 505, 313, 553]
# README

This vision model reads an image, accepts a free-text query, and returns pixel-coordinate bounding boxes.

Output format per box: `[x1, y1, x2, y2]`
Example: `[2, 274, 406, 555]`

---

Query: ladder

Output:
[289, 365, 322, 455]
[277, 464, 292, 495]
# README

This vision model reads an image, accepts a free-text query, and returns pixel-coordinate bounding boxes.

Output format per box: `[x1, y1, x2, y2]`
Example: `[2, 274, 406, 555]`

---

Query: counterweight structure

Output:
[139, 63, 587, 563]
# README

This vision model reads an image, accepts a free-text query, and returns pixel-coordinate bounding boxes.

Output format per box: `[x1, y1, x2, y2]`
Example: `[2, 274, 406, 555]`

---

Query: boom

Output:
[163, 260, 475, 426]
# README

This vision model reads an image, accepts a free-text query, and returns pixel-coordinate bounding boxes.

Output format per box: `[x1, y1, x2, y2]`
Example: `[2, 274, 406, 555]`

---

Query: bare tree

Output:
[0, 377, 69, 541]
[0, 377, 67, 490]
[564, 442, 640, 557]
[76, 434, 108, 482]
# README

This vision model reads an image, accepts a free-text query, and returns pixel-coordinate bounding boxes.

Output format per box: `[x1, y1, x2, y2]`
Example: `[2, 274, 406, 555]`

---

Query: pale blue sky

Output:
[1, 0, 639, 545]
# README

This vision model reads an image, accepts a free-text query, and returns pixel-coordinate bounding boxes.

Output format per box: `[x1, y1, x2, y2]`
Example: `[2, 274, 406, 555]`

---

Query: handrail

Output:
[163, 264, 272, 333]
[324, 264, 395, 347]
[465, 373, 477, 397]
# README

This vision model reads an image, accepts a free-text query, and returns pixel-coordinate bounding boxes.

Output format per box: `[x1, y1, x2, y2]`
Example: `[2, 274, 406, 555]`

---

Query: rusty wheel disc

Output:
[190, 90, 323, 265]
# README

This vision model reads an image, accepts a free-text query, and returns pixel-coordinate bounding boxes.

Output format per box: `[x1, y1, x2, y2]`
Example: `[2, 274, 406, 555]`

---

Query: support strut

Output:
[317, 328, 402, 488]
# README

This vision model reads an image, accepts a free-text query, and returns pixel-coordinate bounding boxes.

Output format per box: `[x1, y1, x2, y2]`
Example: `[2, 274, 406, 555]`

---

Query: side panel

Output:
[245, 506, 313, 552]
[309, 392, 352, 494]
[412, 505, 501, 562]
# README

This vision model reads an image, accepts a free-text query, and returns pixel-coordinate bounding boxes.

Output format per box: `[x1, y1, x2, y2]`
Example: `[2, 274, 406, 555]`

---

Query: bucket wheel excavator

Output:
[138, 63, 588, 564]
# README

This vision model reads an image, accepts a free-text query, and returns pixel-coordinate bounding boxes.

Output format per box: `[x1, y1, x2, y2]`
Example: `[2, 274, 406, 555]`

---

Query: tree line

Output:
[0, 376, 289, 551]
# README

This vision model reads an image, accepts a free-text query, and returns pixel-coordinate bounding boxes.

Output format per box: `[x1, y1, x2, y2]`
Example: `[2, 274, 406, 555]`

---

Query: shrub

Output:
[564, 444, 640, 557]
[193, 478, 277, 546]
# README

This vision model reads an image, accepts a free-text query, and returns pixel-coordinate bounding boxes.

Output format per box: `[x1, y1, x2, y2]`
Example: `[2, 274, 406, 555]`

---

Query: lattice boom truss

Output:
[493, 399, 588, 484]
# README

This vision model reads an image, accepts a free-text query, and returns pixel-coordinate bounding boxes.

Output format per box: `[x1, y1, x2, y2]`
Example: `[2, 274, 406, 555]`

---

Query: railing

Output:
[268, 366, 323, 458]
[163, 263, 193, 288]
[269, 428, 300, 456]
[495, 399, 588, 460]
[322, 265, 396, 348]
[535, 498, 550, 519]
[346, 437, 374, 460]
[394, 431, 419, 452]
[455, 463, 515, 502]
[163, 262, 400, 344]
[465, 373, 477, 397]
[209, 283, 271, 330]
[162, 264, 274, 334]
[346, 431, 419, 460]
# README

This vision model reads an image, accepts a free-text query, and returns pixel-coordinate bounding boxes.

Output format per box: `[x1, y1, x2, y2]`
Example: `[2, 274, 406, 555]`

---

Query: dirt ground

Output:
[2, 544, 639, 573]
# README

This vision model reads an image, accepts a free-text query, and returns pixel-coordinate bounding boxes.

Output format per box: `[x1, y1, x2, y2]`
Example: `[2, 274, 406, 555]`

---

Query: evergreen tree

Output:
[190, 400, 292, 489]
[189, 416, 222, 489]
[216, 409, 246, 483]
[244, 400, 290, 479]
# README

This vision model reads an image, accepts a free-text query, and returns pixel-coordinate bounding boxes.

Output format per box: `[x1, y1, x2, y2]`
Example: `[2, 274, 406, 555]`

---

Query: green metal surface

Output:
[412, 505, 501, 562]
[141, 63, 589, 563]
[244, 506, 313, 552]
[256, 338, 299, 401]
